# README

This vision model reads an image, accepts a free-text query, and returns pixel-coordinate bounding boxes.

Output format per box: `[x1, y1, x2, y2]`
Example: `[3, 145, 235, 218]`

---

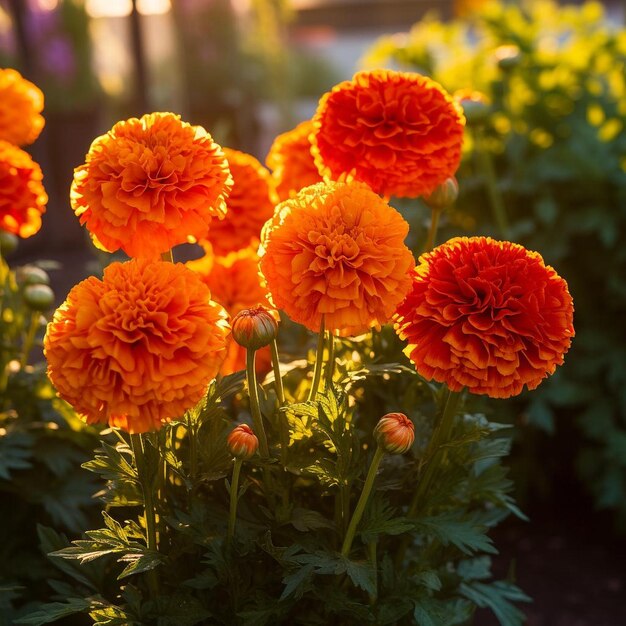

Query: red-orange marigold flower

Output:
[0, 140, 47, 238]
[44, 259, 230, 433]
[202, 147, 277, 255]
[0, 68, 45, 146]
[394, 237, 575, 398]
[70, 112, 232, 259]
[259, 180, 414, 335]
[266, 120, 323, 201]
[312, 69, 465, 199]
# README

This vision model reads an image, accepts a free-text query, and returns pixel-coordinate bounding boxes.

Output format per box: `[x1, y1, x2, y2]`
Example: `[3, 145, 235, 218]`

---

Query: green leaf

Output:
[414, 512, 497, 555]
[0, 431, 33, 480]
[289, 507, 335, 532]
[412, 596, 473, 626]
[280, 564, 315, 600]
[14, 598, 92, 625]
[117, 550, 163, 579]
[460, 581, 530, 626]
[343, 557, 377, 596]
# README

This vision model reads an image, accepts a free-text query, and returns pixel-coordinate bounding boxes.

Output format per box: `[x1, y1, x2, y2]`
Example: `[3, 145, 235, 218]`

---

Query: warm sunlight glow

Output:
[86, 0, 171, 18]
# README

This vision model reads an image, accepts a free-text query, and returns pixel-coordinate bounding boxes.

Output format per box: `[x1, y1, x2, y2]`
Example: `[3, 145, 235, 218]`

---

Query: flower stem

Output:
[407, 389, 462, 518]
[325, 330, 335, 388]
[270, 339, 285, 405]
[423, 208, 442, 253]
[341, 446, 385, 557]
[130, 433, 159, 594]
[307, 314, 326, 402]
[474, 128, 510, 238]
[227, 459, 243, 541]
[368, 540, 378, 604]
[246, 347, 269, 458]
[20, 311, 40, 368]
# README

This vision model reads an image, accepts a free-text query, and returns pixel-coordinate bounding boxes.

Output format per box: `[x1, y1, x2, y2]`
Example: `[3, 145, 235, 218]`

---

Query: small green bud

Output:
[16, 265, 50, 287]
[455, 89, 491, 126]
[423, 177, 459, 211]
[23, 284, 55, 311]
[0, 230, 18, 255]
[495, 45, 522, 71]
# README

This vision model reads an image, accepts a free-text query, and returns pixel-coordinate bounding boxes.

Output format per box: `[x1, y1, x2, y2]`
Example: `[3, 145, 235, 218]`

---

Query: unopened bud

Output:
[16, 265, 50, 287]
[0, 230, 18, 255]
[374, 412, 415, 454]
[423, 177, 459, 211]
[23, 284, 55, 311]
[231, 305, 278, 351]
[227, 424, 259, 460]
[455, 89, 491, 126]
[495, 45, 521, 71]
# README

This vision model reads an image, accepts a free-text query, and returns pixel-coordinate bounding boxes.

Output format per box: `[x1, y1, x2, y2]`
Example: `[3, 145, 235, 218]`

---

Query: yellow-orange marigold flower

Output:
[0, 140, 47, 238]
[187, 246, 272, 376]
[0, 68, 44, 146]
[70, 112, 232, 259]
[259, 180, 414, 335]
[394, 237, 575, 398]
[202, 147, 277, 255]
[312, 69, 465, 198]
[266, 120, 323, 201]
[44, 259, 230, 433]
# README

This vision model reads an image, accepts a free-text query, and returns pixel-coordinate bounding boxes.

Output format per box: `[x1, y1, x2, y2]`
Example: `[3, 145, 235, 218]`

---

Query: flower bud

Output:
[454, 89, 491, 126]
[374, 412, 415, 454]
[23, 284, 55, 311]
[16, 265, 50, 287]
[227, 424, 259, 460]
[0, 230, 18, 255]
[495, 45, 522, 72]
[423, 177, 459, 211]
[231, 305, 278, 350]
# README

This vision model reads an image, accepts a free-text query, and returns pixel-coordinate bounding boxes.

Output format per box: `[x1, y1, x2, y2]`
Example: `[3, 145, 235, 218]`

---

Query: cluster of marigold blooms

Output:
[26, 68, 574, 455]
[0, 68, 47, 241]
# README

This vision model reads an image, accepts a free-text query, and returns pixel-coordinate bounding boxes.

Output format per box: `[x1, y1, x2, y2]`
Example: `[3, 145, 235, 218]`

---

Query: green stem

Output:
[246, 348, 269, 458]
[368, 540, 378, 604]
[187, 414, 198, 481]
[325, 330, 335, 388]
[307, 314, 326, 402]
[270, 339, 285, 405]
[474, 129, 510, 239]
[341, 446, 385, 557]
[407, 389, 462, 518]
[423, 208, 442, 254]
[227, 459, 243, 541]
[20, 311, 40, 368]
[161, 249, 174, 263]
[131, 433, 159, 594]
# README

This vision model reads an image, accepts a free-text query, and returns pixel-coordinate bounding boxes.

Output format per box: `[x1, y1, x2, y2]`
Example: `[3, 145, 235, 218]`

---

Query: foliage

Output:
[15, 328, 530, 625]
[365, 0, 626, 524]
[0, 253, 102, 623]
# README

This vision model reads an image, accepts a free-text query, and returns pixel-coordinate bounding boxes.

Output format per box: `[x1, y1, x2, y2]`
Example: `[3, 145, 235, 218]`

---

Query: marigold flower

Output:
[203, 147, 277, 255]
[266, 120, 323, 201]
[70, 112, 232, 259]
[312, 69, 465, 199]
[44, 259, 230, 433]
[0, 141, 47, 238]
[259, 180, 414, 335]
[0, 68, 45, 146]
[394, 237, 575, 398]
[186, 246, 272, 376]
[374, 413, 415, 454]
[227, 423, 259, 460]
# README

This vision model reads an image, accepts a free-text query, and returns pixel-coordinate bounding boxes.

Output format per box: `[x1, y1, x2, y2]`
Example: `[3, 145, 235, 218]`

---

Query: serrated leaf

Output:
[413, 596, 473, 626]
[14, 598, 92, 625]
[415, 512, 497, 555]
[460, 581, 530, 626]
[343, 558, 377, 596]
[280, 563, 314, 600]
[289, 507, 335, 532]
[117, 550, 163, 579]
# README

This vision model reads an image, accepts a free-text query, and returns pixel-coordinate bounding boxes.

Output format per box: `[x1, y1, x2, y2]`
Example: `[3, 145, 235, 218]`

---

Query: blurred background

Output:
[1, 1, 626, 624]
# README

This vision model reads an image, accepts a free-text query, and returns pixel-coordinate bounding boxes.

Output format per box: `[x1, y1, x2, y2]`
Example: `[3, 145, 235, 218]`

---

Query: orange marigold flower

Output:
[0, 68, 44, 146]
[70, 112, 232, 259]
[266, 120, 323, 201]
[186, 246, 273, 376]
[202, 147, 277, 255]
[0, 140, 47, 238]
[259, 180, 414, 335]
[44, 259, 230, 433]
[232, 305, 279, 351]
[394, 237, 575, 398]
[227, 424, 259, 460]
[312, 69, 465, 199]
